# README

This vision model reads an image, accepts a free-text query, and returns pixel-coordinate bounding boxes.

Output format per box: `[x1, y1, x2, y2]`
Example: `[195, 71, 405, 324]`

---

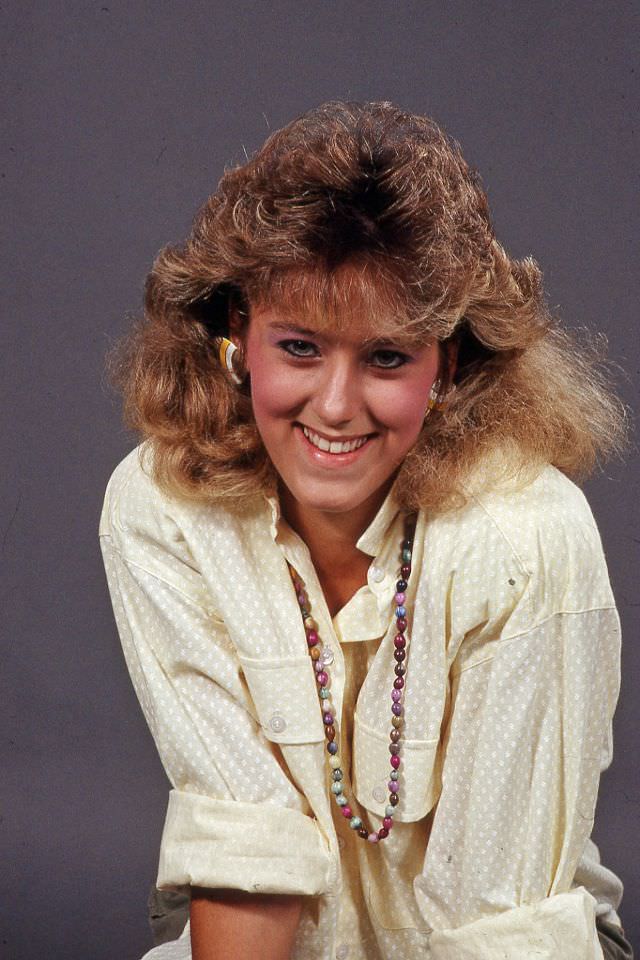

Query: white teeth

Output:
[302, 426, 368, 454]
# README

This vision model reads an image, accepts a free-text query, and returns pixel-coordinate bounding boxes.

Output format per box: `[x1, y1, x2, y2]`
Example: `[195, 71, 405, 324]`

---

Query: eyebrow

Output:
[266, 321, 417, 345]
[267, 322, 321, 336]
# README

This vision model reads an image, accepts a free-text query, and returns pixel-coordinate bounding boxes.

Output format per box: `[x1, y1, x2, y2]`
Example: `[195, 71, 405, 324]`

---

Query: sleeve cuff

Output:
[429, 887, 604, 960]
[157, 789, 335, 896]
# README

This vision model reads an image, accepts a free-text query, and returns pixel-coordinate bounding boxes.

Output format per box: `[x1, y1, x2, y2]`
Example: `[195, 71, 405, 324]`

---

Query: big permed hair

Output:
[108, 100, 629, 513]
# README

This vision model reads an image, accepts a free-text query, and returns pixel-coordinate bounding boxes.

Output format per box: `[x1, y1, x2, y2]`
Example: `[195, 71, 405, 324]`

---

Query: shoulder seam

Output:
[102, 536, 220, 618]
[467, 489, 533, 578]
[453, 604, 619, 675]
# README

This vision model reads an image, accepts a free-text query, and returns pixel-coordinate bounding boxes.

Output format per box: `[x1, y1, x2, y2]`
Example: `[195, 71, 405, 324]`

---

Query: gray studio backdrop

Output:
[2, 3, 638, 959]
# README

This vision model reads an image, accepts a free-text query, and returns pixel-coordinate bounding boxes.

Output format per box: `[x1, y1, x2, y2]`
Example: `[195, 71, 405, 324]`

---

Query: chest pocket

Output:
[238, 655, 326, 745]
[352, 713, 442, 822]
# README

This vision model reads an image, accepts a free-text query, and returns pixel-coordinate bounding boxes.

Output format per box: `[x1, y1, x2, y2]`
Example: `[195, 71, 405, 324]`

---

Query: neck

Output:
[280, 482, 392, 575]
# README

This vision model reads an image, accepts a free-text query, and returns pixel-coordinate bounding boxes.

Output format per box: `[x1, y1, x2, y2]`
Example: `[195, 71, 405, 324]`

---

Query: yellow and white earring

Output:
[215, 336, 244, 385]
[424, 379, 455, 419]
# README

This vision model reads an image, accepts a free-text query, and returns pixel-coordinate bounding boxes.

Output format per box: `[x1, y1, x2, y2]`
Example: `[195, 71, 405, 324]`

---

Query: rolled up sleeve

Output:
[415, 603, 620, 960]
[99, 532, 332, 896]
[158, 790, 333, 894]
[429, 886, 603, 959]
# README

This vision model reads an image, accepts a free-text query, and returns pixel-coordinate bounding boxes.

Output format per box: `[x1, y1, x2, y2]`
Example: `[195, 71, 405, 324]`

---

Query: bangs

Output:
[245, 258, 444, 348]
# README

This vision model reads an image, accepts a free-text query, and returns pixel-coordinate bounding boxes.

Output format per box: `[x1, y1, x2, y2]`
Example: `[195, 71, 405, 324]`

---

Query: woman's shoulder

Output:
[98, 443, 227, 608]
[99, 442, 270, 558]
[454, 445, 602, 542]
[423, 454, 617, 656]
[99, 442, 170, 543]
[438, 452, 615, 615]
[474, 461, 597, 531]
[99, 442, 221, 553]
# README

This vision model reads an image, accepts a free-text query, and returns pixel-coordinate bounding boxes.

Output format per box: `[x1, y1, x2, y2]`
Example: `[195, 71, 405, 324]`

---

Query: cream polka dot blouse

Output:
[99, 442, 624, 960]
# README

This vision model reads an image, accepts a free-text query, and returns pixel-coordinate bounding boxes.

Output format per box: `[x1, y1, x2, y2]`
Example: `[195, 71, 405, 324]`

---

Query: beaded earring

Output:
[215, 336, 245, 385]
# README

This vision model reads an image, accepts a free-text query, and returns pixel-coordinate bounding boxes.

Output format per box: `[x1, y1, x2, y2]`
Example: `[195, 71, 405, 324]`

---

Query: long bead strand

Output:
[288, 520, 414, 843]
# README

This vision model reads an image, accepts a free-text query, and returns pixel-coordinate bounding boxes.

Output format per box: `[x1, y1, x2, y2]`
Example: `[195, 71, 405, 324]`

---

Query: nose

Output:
[311, 355, 363, 427]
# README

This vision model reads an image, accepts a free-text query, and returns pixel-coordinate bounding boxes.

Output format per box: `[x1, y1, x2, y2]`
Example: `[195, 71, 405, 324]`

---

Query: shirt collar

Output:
[265, 479, 403, 559]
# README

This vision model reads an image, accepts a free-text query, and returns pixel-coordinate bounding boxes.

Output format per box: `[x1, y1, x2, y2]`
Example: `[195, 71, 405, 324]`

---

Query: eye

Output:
[278, 339, 320, 359]
[369, 348, 410, 369]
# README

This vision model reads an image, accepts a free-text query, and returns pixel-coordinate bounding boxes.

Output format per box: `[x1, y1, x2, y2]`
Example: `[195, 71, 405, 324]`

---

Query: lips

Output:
[301, 424, 371, 454]
[294, 424, 376, 464]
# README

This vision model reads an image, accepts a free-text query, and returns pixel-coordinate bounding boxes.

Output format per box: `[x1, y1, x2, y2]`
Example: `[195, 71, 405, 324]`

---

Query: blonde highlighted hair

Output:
[107, 100, 629, 513]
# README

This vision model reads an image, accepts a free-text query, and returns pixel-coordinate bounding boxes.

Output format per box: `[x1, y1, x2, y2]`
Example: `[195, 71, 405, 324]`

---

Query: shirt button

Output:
[336, 946, 350, 960]
[372, 785, 386, 803]
[322, 647, 335, 665]
[369, 565, 385, 583]
[269, 714, 287, 733]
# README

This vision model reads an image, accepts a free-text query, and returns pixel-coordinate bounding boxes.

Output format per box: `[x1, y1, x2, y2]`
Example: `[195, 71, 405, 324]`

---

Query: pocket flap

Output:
[238, 655, 326, 745]
[352, 713, 441, 822]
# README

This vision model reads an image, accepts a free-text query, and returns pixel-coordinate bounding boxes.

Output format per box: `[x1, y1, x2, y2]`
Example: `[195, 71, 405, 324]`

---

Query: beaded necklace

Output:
[287, 517, 415, 843]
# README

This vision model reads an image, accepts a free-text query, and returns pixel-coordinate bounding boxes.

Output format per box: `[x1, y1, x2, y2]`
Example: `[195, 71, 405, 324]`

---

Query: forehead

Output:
[246, 261, 435, 348]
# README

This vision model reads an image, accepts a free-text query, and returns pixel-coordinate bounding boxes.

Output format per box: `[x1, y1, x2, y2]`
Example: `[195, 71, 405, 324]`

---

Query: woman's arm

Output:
[190, 889, 303, 960]
[413, 604, 620, 959]
[98, 458, 333, 926]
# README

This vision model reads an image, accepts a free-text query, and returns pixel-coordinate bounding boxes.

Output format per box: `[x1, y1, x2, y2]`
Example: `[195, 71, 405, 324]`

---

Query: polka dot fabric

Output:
[99, 442, 623, 959]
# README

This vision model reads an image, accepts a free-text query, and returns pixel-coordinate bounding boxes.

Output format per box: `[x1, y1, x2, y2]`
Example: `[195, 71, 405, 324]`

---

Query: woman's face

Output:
[241, 303, 443, 524]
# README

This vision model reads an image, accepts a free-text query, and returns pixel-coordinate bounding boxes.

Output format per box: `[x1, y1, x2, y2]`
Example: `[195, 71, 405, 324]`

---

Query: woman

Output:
[100, 101, 632, 959]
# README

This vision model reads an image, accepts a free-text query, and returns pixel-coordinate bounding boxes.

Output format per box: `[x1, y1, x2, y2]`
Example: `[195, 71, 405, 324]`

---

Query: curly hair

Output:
[107, 100, 629, 514]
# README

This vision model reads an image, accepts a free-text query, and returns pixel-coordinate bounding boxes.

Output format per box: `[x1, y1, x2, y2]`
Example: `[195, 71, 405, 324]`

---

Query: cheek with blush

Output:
[368, 368, 436, 441]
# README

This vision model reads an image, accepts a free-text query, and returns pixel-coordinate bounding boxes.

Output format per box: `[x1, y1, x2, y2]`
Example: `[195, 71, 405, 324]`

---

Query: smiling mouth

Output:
[300, 424, 372, 454]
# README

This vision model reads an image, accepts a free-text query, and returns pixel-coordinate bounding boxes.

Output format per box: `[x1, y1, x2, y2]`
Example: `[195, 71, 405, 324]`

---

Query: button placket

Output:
[367, 562, 399, 625]
[323, 615, 345, 725]
[281, 536, 346, 729]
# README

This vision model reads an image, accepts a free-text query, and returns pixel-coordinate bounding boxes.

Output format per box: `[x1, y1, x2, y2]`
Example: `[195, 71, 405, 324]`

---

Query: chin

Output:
[296, 494, 356, 514]
[289, 480, 378, 516]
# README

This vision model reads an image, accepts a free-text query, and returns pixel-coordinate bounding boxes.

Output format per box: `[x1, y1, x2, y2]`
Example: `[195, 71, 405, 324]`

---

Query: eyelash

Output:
[278, 340, 410, 370]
